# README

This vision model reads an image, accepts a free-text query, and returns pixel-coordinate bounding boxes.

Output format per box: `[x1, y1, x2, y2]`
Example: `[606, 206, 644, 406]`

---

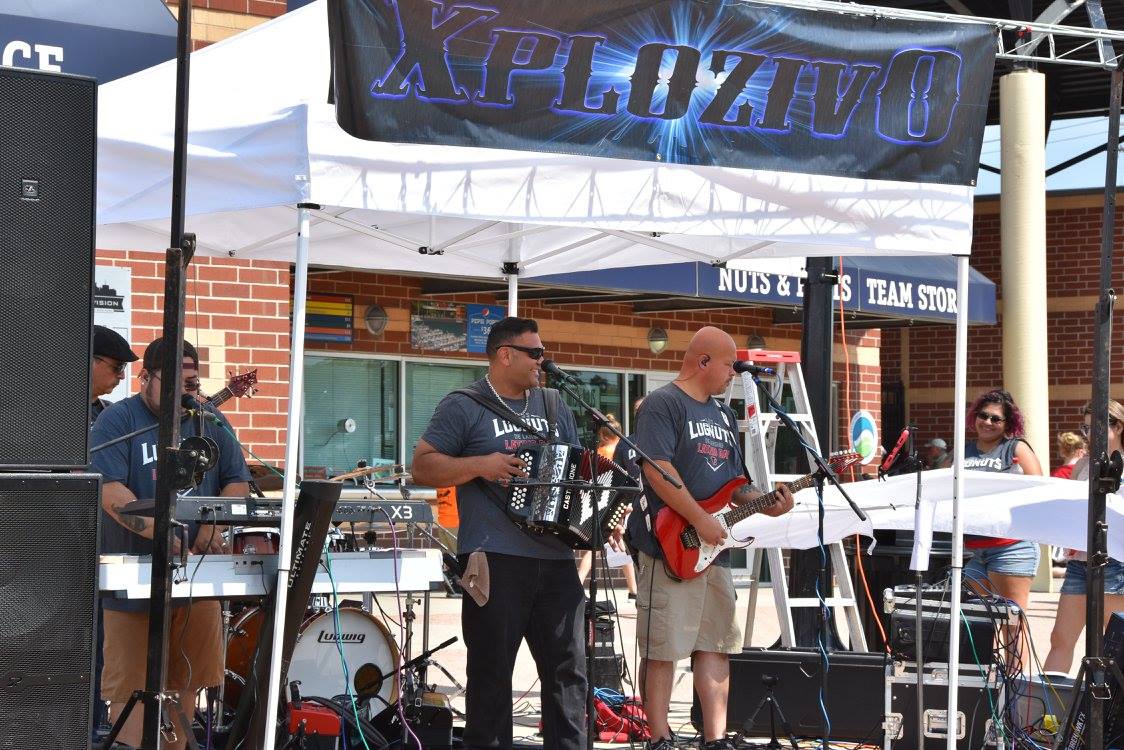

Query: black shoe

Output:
[700, 737, 738, 750]
[648, 738, 677, 750]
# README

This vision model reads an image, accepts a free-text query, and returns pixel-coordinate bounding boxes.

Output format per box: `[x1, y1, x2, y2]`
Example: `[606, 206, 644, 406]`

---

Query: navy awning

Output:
[0, 0, 176, 83]
[535, 257, 996, 325]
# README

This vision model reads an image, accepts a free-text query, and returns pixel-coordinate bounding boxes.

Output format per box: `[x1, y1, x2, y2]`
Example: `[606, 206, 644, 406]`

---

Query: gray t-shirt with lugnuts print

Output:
[629, 382, 746, 564]
[421, 380, 579, 560]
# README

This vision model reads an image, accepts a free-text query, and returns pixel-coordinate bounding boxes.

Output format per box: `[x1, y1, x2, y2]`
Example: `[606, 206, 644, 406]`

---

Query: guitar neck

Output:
[721, 472, 820, 527]
[205, 387, 233, 409]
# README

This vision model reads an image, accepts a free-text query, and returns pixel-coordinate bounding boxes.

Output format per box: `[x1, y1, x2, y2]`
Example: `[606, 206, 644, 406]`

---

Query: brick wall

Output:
[165, 0, 280, 50]
[96, 249, 291, 464]
[902, 193, 1124, 470]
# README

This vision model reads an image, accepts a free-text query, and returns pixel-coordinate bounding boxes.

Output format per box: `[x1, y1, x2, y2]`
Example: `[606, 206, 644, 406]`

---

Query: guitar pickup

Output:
[680, 528, 700, 549]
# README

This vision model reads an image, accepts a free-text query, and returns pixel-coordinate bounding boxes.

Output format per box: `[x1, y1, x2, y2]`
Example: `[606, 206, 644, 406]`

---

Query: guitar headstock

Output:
[227, 369, 259, 399]
[827, 450, 862, 474]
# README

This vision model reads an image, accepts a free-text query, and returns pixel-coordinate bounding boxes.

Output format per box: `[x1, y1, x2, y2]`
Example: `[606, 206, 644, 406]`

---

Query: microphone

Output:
[880, 425, 915, 473]
[732, 360, 775, 376]
[541, 359, 582, 385]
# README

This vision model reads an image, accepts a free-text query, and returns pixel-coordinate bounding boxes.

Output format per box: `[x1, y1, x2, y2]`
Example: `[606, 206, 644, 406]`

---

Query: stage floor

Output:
[368, 578, 1072, 747]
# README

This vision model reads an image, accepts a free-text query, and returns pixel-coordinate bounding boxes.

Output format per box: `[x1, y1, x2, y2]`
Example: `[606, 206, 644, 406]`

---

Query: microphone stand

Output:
[547, 376, 681, 750]
[905, 431, 925, 750]
[750, 372, 866, 750]
[749, 373, 866, 524]
[90, 403, 224, 453]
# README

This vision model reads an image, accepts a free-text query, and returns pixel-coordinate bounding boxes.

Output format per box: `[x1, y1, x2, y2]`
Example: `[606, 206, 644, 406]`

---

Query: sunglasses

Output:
[1080, 419, 1119, 437]
[976, 413, 1005, 424]
[95, 356, 128, 375]
[499, 344, 546, 360]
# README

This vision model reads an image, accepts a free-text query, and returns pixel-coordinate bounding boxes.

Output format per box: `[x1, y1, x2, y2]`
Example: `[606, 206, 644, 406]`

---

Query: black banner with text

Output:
[327, 0, 996, 186]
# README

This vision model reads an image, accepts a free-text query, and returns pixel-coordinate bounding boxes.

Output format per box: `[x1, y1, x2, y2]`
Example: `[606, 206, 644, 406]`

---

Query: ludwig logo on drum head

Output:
[317, 629, 366, 644]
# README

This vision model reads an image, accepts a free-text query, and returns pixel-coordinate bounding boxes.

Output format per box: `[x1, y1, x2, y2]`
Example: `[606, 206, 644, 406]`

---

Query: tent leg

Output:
[260, 202, 316, 750]
[507, 270, 518, 316]
[945, 256, 969, 750]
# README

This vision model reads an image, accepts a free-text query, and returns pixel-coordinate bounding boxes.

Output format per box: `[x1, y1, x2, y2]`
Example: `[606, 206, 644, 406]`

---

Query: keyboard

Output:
[98, 548, 444, 600]
[121, 496, 435, 525]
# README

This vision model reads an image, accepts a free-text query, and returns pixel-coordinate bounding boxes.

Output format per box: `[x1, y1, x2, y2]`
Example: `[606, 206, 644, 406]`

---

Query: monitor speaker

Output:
[0, 66, 97, 468]
[691, 647, 888, 743]
[0, 474, 101, 748]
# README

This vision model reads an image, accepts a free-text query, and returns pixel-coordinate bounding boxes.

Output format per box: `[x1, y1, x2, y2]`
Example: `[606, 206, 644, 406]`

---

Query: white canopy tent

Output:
[94, 1, 984, 747]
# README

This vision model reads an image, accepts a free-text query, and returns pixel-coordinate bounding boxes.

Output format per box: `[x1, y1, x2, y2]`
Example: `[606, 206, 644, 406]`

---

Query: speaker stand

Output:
[740, 677, 799, 750]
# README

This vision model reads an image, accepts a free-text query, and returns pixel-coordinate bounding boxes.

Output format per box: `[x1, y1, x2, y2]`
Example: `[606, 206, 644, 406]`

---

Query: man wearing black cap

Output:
[90, 325, 139, 424]
[91, 337, 250, 749]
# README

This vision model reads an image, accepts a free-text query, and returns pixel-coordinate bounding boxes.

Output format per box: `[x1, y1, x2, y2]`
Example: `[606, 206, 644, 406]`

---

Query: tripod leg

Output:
[739, 694, 774, 739]
[429, 658, 467, 697]
[98, 690, 143, 750]
[768, 699, 800, 750]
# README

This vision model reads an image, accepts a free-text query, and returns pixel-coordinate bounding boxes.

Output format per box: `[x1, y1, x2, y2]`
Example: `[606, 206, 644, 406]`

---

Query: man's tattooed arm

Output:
[102, 481, 154, 540]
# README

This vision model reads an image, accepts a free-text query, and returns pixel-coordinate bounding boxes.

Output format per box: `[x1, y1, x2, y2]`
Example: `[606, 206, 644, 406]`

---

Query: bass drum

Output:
[224, 606, 399, 711]
[290, 608, 400, 710]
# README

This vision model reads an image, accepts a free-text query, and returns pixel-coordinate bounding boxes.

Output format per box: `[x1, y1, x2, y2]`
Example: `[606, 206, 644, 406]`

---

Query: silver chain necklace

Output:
[484, 375, 529, 419]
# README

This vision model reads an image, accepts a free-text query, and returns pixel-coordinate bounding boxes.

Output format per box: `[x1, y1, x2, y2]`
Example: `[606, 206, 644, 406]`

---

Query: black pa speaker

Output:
[692, 648, 887, 743]
[0, 474, 101, 748]
[0, 66, 97, 468]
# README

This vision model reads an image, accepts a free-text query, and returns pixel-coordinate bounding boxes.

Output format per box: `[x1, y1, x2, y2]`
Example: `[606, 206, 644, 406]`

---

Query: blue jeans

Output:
[1060, 558, 1124, 595]
[965, 539, 1040, 580]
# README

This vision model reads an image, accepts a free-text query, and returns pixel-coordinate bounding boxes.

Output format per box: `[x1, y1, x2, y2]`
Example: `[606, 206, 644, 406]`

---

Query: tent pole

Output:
[945, 256, 969, 750]
[260, 203, 315, 750]
[1083, 66, 1121, 750]
[508, 271, 519, 316]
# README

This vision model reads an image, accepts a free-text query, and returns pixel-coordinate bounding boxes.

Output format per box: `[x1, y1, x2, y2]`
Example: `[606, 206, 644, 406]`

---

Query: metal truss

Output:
[747, 0, 1124, 70]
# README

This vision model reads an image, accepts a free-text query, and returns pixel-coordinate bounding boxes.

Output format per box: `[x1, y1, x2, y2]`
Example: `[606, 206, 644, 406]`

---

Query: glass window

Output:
[404, 361, 488, 465]
[547, 369, 624, 449]
[303, 356, 398, 477]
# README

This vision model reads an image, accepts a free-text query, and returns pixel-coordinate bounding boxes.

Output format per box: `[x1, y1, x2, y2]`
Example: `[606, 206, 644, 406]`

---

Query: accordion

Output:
[507, 443, 638, 550]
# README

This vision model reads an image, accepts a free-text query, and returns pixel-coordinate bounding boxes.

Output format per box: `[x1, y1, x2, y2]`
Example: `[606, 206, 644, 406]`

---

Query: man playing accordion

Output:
[412, 316, 586, 750]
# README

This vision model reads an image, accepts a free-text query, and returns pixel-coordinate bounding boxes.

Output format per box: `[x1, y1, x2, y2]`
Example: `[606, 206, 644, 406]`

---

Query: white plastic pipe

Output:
[261, 204, 312, 750]
[945, 256, 969, 750]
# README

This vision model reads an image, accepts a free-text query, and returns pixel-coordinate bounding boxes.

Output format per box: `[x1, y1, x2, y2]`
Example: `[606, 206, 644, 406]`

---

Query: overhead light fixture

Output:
[648, 327, 669, 355]
[364, 304, 389, 335]
[747, 334, 766, 349]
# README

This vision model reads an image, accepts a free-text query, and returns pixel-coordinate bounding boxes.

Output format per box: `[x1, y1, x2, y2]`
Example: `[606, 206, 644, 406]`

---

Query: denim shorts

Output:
[964, 539, 1040, 580]
[1060, 558, 1124, 595]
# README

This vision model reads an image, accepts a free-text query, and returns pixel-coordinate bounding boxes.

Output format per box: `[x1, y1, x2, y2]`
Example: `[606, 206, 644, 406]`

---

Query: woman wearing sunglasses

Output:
[960, 389, 1043, 616]
[1043, 400, 1124, 674]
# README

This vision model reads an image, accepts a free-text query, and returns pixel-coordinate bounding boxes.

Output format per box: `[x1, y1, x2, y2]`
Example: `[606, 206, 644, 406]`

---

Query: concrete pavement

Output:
[356, 581, 1076, 747]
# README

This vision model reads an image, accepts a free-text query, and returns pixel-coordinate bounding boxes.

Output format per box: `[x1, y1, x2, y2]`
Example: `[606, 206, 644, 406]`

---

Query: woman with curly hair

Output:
[959, 389, 1042, 613]
[1043, 400, 1124, 673]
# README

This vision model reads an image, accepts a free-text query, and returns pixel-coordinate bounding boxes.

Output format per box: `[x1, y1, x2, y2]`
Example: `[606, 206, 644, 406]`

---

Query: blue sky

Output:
[975, 115, 1123, 195]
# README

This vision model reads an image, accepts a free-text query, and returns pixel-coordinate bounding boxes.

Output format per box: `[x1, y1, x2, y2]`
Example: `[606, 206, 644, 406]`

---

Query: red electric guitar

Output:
[202, 370, 258, 408]
[654, 451, 862, 581]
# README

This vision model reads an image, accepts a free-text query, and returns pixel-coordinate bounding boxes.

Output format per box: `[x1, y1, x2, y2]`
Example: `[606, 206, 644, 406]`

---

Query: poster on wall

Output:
[93, 265, 132, 403]
[306, 293, 353, 343]
[466, 304, 506, 353]
[410, 301, 466, 351]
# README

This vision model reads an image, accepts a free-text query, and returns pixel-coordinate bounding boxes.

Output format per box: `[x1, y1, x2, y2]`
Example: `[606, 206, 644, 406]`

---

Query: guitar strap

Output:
[715, 398, 758, 492]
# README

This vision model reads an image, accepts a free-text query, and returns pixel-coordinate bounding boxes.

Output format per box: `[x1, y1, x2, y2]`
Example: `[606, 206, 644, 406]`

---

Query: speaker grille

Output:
[0, 68, 96, 468]
[0, 474, 99, 747]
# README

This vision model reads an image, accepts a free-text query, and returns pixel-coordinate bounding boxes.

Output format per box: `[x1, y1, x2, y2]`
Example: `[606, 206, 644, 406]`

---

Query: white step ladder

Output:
[730, 349, 868, 651]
